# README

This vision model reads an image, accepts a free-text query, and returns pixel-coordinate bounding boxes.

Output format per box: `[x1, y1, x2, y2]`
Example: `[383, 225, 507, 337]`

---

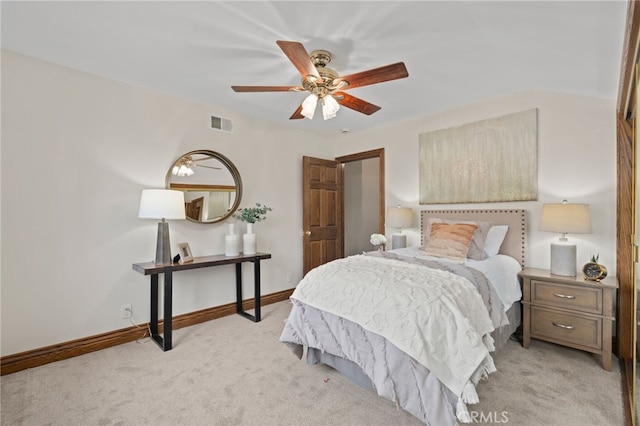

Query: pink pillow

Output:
[424, 218, 492, 260]
[423, 223, 479, 260]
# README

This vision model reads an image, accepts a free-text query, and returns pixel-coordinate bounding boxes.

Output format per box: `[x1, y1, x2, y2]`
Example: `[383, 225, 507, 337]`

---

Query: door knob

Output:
[304, 231, 311, 236]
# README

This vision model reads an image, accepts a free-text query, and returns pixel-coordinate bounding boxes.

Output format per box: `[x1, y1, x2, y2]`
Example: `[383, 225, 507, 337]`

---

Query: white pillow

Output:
[484, 225, 509, 258]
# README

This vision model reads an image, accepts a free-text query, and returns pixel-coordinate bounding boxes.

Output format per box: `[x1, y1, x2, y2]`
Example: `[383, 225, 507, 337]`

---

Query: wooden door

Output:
[302, 156, 343, 275]
[185, 197, 204, 221]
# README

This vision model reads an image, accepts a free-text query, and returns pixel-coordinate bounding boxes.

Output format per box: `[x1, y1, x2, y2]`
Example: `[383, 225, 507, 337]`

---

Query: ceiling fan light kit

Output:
[173, 164, 194, 177]
[171, 154, 222, 176]
[300, 93, 341, 121]
[231, 40, 408, 121]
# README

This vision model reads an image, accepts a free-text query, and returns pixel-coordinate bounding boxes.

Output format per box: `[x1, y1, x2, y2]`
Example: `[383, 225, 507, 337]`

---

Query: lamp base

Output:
[550, 242, 576, 276]
[155, 221, 171, 265]
[392, 233, 407, 250]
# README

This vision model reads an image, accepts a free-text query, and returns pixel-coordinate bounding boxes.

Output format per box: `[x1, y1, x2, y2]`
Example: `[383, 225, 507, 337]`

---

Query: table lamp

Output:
[386, 206, 413, 249]
[138, 189, 186, 264]
[539, 200, 592, 276]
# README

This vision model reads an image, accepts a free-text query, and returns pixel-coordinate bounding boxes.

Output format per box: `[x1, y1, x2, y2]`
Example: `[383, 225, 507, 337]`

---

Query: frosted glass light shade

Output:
[301, 94, 318, 120]
[172, 164, 194, 176]
[322, 95, 340, 120]
[139, 189, 186, 220]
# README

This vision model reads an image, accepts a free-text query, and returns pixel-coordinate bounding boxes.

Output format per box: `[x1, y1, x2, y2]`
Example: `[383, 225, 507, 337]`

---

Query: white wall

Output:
[333, 90, 617, 277]
[343, 158, 380, 256]
[1, 50, 618, 357]
[0, 51, 332, 356]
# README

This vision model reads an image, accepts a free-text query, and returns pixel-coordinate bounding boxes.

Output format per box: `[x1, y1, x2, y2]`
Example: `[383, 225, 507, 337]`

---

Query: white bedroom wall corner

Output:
[0, 51, 326, 357]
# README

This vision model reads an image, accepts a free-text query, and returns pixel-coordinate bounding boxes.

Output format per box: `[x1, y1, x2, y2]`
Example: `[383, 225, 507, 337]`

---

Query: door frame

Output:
[335, 148, 385, 255]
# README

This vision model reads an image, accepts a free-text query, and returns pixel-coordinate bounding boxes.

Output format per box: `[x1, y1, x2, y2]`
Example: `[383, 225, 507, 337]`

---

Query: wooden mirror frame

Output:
[165, 149, 243, 224]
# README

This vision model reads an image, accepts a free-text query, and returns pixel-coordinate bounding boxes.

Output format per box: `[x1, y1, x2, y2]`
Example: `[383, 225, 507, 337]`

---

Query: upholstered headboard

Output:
[420, 209, 527, 267]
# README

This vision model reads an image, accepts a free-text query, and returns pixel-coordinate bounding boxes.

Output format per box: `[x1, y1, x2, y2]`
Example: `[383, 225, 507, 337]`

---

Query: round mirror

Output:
[165, 150, 243, 224]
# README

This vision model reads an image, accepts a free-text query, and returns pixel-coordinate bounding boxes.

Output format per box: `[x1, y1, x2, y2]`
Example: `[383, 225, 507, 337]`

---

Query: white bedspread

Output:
[290, 254, 496, 399]
[390, 247, 523, 311]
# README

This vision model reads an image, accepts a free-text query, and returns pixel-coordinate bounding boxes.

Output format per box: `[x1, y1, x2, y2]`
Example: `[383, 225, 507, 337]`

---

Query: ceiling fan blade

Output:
[336, 92, 381, 115]
[276, 40, 321, 80]
[335, 62, 409, 90]
[289, 104, 305, 120]
[232, 85, 300, 92]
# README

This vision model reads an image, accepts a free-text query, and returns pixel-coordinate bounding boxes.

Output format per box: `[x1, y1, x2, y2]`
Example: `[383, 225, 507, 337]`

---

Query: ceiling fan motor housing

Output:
[303, 50, 345, 97]
[302, 67, 342, 96]
[309, 50, 332, 67]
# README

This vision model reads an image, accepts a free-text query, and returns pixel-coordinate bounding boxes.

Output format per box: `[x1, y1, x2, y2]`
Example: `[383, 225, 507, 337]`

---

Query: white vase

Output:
[225, 223, 240, 256]
[243, 222, 256, 255]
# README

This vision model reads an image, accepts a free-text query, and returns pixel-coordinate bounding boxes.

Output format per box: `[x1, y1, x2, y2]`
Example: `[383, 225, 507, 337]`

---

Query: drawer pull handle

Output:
[552, 321, 575, 330]
[553, 293, 576, 299]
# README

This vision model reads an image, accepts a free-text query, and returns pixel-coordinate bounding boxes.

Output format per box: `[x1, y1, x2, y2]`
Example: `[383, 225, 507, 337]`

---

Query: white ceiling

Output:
[1, 1, 628, 136]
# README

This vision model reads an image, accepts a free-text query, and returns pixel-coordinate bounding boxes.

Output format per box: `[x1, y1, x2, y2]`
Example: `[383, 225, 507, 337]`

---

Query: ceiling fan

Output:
[231, 40, 409, 120]
[172, 155, 221, 176]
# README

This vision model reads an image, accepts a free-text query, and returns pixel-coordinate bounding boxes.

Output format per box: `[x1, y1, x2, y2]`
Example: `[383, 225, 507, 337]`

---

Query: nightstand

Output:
[520, 267, 618, 371]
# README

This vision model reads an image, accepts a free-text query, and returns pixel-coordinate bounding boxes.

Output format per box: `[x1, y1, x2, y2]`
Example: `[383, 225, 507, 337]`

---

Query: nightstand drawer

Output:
[531, 280, 602, 314]
[530, 306, 601, 350]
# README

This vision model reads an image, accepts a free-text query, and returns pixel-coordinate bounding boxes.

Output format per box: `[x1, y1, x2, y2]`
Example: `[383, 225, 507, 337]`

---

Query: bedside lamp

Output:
[539, 200, 592, 276]
[386, 206, 413, 249]
[139, 189, 186, 264]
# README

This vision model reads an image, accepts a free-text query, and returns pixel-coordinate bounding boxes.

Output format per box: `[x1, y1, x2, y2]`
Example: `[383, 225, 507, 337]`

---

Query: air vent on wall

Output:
[210, 115, 233, 133]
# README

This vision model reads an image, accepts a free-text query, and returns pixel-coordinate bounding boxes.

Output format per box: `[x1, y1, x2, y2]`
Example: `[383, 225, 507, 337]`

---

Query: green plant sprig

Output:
[232, 203, 273, 224]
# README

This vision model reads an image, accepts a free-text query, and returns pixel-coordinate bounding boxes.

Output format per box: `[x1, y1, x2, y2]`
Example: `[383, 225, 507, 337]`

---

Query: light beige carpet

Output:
[1, 300, 625, 426]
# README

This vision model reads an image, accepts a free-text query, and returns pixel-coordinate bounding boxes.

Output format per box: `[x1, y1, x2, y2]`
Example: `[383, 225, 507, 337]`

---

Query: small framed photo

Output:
[177, 242, 194, 264]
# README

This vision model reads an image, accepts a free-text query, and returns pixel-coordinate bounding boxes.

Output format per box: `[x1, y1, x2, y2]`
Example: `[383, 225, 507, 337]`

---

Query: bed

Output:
[279, 209, 526, 425]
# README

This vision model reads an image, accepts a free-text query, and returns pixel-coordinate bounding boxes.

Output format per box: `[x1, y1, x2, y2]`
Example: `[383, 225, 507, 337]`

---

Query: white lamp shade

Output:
[539, 203, 592, 234]
[138, 189, 186, 220]
[386, 206, 413, 229]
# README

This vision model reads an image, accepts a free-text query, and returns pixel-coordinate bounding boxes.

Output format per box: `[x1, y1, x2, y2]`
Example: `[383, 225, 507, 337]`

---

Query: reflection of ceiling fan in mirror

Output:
[231, 40, 409, 120]
[171, 155, 222, 176]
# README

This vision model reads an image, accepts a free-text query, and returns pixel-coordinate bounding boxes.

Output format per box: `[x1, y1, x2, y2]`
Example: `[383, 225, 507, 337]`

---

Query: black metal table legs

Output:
[148, 258, 262, 352]
[149, 270, 172, 351]
[235, 259, 262, 322]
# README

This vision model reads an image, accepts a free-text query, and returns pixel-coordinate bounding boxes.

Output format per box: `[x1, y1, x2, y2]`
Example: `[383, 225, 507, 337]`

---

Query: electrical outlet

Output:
[120, 303, 132, 319]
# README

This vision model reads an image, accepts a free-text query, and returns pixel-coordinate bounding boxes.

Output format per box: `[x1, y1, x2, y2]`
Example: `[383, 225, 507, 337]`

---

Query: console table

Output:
[132, 252, 271, 351]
